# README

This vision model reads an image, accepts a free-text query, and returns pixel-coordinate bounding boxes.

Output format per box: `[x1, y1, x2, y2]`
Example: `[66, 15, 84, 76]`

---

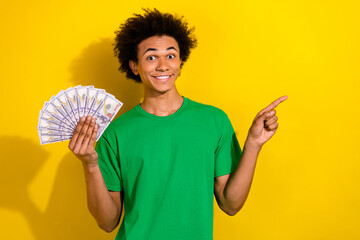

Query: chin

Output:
[152, 81, 175, 92]
[153, 84, 176, 94]
[154, 87, 172, 94]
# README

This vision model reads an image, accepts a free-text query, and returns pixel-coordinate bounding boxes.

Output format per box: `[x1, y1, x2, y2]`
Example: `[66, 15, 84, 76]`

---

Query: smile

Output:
[152, 75, 171, 81]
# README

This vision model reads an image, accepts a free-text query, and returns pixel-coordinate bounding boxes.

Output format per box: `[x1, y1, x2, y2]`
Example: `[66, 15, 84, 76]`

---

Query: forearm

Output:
[223, 139, 261, 213]
[219, 96, 286, 215]
[83, 162, 120, 232]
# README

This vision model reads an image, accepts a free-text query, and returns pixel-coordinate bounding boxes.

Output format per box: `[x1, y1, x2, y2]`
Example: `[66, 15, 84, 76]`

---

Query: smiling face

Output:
[129, 35, 182, 96]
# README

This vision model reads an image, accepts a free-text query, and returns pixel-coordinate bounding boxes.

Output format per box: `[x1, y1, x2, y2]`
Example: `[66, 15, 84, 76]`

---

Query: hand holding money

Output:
[68, 115, 99, 166]
[37, 85, 123, 145]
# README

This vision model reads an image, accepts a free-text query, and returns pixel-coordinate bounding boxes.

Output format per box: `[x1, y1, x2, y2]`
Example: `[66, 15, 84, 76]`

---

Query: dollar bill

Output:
[38, 85, 123, 145]
[39, 132, 72, 145]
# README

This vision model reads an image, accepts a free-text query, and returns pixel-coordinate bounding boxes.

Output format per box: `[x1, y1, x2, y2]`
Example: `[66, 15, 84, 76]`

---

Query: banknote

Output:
[41, 102, 76, 130]
[39, 133, 72, 145]
[38, 86, 123, 145]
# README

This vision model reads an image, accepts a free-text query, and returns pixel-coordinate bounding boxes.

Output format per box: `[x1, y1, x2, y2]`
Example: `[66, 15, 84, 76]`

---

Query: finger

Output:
[69, 116, 86, 150]
[73, 115, 92, 153]
[254, 110, 275, 128]
[87, 123, 98, 150]
[264, 109, 276, 121]
[80, 117, 96, 153]
[255, 95, 288, 119]
[264, 95, 288, 112]
[265, 122, 279, 131]
[264, 115, 278, 128]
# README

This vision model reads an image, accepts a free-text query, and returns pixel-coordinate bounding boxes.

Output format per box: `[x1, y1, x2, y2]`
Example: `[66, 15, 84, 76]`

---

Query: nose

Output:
[156, 57, 169, 71]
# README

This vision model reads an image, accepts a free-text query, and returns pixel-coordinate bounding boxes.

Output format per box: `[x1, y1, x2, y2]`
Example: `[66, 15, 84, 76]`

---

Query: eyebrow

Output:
[143, 46, 178, 55]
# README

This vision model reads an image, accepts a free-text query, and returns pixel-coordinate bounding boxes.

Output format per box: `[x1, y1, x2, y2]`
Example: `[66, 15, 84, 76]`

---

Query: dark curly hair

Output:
[113, 8, 198, 83]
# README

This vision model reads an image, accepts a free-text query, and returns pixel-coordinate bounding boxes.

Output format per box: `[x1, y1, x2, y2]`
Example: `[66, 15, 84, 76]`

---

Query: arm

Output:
[69, 115, 123, 232]
[82, 163, 123, 232]
[214, 140, 260, 216]
[214, 95, 288, 216]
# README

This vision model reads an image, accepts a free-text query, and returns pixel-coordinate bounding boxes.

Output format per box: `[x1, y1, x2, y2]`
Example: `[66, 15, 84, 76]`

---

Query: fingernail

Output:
[91, 118, 95, 123]
[87, 115, 91, 120]
[81, 116, 85, 121]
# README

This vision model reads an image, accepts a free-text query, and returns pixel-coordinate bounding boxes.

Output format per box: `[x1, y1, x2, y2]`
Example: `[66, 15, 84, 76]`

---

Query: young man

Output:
[68, 8, 287, 240]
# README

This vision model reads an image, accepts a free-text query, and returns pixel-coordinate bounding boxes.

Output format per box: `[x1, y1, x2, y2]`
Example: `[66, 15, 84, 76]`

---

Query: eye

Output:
[147, 56, 156, 61]
[167, 54, 175, 59]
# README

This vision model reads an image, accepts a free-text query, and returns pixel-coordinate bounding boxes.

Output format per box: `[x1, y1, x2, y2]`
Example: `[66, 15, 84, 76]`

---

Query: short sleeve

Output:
[214, 112, 242, 177]
[95, 135, 123, 191]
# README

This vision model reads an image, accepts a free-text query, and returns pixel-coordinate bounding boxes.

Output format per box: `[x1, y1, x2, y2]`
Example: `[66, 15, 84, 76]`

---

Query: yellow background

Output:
[1, 0, 359, 239]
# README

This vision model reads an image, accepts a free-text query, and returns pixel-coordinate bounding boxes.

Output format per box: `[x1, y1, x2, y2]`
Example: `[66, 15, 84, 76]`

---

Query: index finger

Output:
[68, 116, 86, 150]
[263, 95, 288, 112]
[255, 95, 288, 119]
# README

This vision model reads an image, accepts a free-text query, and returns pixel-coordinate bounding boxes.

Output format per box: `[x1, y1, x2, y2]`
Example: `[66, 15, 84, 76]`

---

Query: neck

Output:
[140, 86, 184, 116]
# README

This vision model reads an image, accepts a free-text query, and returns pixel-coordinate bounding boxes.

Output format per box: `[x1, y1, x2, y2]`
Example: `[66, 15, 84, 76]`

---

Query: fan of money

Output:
[37, 85, 123, 145]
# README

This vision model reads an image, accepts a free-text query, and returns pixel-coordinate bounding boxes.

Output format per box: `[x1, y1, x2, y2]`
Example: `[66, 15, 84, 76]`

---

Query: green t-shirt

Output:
[95, 96, 242, 240]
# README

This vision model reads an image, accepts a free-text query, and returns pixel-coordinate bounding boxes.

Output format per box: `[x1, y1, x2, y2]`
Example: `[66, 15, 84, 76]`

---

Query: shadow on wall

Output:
[0, 137, 118, 239]
[0, 39, 142, 239]
[68, 37, 143, 116]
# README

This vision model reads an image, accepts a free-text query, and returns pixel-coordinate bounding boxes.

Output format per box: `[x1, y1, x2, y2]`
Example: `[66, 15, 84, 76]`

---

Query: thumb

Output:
[256, 110, 275, 124]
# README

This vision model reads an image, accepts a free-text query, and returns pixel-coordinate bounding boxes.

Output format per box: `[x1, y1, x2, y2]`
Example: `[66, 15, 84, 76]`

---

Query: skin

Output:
[68, 35, 185, 232]
[69, 34, 288, 233]
[68, 116, 122, 232]
[214, 95, 288, 215]
[129, 35, 184, 116]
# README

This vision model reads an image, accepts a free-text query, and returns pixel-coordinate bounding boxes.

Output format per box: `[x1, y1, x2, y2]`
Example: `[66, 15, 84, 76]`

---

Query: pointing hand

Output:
[246, 95, 288, 149]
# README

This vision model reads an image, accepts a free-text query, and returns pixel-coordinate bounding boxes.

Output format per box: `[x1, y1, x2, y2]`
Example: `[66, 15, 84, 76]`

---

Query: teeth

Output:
[155, 75, 169, 79]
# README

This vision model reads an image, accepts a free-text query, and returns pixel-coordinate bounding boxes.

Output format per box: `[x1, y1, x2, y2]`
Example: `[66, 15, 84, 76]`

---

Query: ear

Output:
[177, 59, 182, 77]
[129, 60, 139, 75]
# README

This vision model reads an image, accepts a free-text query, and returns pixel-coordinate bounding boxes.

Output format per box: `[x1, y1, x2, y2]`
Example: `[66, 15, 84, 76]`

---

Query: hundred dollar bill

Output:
[38, 85, 123, 145]
[76, 85, 94, 117]
[85, 88, 105, 117]
[39, 132, 72, 145]
[86, 91, 122, 140]
[38, 128, 73, 136]
[64, 86, 83, 122]
[98, 93, 122, 121]
[50, 91, 78, 127]
[37, 125, 73, 134]
[40, 102, 75, 129]
[96, 96, 122, 141]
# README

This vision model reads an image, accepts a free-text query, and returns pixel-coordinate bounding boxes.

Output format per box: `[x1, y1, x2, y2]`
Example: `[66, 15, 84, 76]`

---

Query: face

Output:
[129, 35, 182, 95]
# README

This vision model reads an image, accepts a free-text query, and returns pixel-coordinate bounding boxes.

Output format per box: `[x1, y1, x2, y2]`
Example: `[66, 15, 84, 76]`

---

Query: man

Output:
[68, 8, 287, 240]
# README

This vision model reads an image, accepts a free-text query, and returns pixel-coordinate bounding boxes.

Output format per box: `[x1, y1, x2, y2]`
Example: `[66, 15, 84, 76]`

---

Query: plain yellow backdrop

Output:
[1, 0, 359, 239]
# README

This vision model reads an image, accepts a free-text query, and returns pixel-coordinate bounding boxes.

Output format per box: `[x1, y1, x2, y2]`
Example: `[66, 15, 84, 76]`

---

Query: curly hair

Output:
[113, 8, 198, 83]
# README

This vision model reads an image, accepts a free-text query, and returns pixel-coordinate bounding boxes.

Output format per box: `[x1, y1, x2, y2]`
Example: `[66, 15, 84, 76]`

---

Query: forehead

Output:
[137, 35, 179, 54]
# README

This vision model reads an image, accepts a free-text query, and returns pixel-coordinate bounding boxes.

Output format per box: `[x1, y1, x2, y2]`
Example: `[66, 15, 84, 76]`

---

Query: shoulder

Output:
[185, 98, 234, 139]
[101, 105, 140, 138]
[186, 97, 229, 120]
